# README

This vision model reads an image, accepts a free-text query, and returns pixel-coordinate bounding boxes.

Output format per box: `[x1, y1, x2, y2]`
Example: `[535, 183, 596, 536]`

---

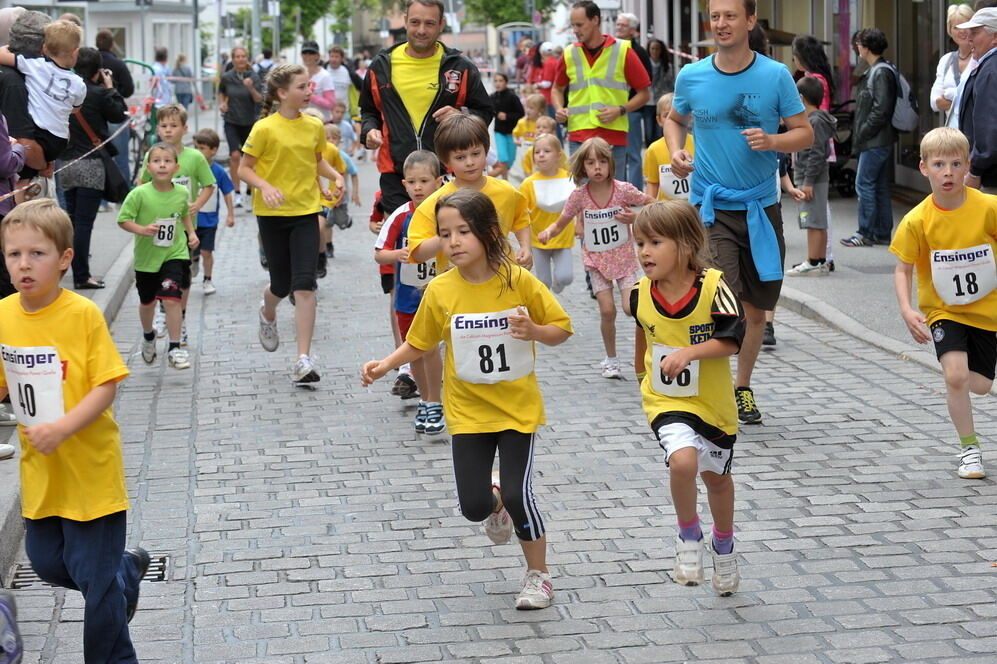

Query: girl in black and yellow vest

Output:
[631, 200, 746, 596]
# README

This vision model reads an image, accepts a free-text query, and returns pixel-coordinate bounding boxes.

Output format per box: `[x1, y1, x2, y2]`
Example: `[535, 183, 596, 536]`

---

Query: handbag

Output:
[71, 109, 131, 203]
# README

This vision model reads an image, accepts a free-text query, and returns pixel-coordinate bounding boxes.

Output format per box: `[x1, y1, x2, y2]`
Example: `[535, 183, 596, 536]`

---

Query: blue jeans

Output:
[108, 121, 131, 181]
[625, 111, 644, 189]
[65, 185, 103, 284]
[570, 140, 627, 181]
[25, 511, 141, 663]
[855, 146, 893, 242]
[545, 104, 564, 142]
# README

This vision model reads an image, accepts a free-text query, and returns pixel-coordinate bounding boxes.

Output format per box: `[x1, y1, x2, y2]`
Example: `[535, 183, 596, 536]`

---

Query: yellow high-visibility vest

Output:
[564, 38, 631, 134]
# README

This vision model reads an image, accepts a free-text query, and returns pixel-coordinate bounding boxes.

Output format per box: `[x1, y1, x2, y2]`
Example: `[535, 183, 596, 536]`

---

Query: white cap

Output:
[540, 41, 555, 53]
[956, 7, 997, 31]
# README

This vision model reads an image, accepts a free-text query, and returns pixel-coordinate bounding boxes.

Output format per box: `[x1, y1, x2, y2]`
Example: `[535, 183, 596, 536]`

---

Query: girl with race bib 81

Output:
[361, 189, 572, 611]
[631, 200, 745, 597]
[537, 137, 654, 378]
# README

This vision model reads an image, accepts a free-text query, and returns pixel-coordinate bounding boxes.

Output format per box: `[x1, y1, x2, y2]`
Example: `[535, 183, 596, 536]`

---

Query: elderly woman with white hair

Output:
[931, 3, 976, 125]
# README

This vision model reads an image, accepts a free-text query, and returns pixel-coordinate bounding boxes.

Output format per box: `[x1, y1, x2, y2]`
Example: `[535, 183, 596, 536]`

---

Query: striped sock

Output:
[712, 527, 734, 554]
[678, 517, 702, 542]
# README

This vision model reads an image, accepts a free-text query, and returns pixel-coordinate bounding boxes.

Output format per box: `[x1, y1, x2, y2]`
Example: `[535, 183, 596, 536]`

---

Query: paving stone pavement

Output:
[7, 180, 997, 664]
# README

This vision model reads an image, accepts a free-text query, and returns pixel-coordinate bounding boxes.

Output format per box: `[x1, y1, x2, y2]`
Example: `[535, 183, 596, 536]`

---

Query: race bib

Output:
[399, 238, 437, 288]
[658, 164, 690, 200]
[153, 218, 177, 247]
[533, 177, 574, 214]
[650, 344, 699, 397]
[583, 207, 627, 252]
[0, 345, 65, 426]
[450, 309, 534, 384]
[172, 175, 192, 201]
[930, 243, 997, 306]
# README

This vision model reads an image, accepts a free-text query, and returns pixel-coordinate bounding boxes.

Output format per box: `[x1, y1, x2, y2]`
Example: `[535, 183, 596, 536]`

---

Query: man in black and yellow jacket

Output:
[360, 0, 493, 214]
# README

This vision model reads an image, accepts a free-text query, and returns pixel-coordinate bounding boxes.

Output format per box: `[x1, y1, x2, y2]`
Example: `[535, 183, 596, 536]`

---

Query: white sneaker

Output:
[168, 347, 190, 370]
[258, 305, 279, 352]
[786, 260, 830, 277]
[0, 443, 14, 460]
[709, 543, 740, 596]
[516, 570, 554, 610]
[141, 337, 157, 364]
[292, 354, 320, 384]
[600, 357, 622, 379]
[234, 193, 243, 208]
[0, 402, 17, 426]
[203, 279, 216, 296]
[670, 537, 704, 586]
[190, 257, 200, 279]
[483, 475, 514, 545]
[180, 324, 188, 347]
[958, 445, 985, 479]
[154, 309, 166, 338]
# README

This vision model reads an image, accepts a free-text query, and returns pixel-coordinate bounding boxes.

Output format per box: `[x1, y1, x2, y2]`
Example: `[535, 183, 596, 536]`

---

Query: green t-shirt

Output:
[117, 182, 191, 273]
[141, 146, 216, 202]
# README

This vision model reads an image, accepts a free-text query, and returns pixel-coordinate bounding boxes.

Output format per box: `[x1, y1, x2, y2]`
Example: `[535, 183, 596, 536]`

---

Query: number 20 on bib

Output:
[450, 309, 534, 384]
[1, 345, 66, 426]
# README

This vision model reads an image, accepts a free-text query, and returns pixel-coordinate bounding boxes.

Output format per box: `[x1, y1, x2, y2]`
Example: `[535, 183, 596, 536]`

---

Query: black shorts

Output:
[931, 319, 997, 380]
[35, 128, 67, 164]
[380, 272, 394, 294]
[257, 213, 319, 298]
[706, 204, 785, 311]
[135, 259, 191, 304]
[224, 122, 253, 154]
[195, 226, 218, 252]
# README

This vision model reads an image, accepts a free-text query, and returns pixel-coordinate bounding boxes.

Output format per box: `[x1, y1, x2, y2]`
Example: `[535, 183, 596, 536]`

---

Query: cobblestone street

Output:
[6, 193, 997, 664]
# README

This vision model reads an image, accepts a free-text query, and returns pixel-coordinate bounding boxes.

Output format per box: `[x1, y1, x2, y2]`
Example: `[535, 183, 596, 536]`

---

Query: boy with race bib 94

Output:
[890, 127, 997, 480]
[362, 189, 572, 610]
[631, 199, 745, 595]
[538, 137, 654, 379]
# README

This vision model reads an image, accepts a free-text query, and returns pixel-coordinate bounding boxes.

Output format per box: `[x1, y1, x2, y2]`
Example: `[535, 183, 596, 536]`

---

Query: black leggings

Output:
[257, 214, 319, 298]
[451, 430, 545, 542]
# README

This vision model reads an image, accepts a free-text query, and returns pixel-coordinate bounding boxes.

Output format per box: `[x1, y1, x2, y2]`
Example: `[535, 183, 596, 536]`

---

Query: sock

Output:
[712, 527, 734, 554]
[204, 276, 212, 282]
[326, 242, 333, 251]
[960, 433, 979, 449]
[168, 341, 180, 351]
[399, 363, 412, 375]
[143, 330, 155, 341]
[808, 258, 826, 265]
[678, 517, 702, 542]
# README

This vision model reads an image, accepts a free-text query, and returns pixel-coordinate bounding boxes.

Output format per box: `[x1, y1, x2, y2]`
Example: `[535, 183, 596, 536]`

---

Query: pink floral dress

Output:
[562, 179, 646, 280]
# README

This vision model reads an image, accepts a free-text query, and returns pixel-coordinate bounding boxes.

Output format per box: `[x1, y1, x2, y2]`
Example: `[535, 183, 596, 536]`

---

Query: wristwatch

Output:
[619, 105, 627, 116]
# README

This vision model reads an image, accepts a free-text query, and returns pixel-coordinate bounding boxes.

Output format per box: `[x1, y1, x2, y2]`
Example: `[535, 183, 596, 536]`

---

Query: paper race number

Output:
[583, 207, 627, 252]
[650, 343, 699, 397]
[450, 309, 534, 384]
[153, 218, 177, 247]
[0, 345, 65, 426]
[930, 243, 997, 306]
[658, 164, 690, 200]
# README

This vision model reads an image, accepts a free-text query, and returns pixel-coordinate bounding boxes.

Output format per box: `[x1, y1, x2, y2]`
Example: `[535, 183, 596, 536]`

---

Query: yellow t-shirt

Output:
[514, 118, 538, 173]
[0, 290, 130, 521]
[643, 135, 695, 200]
[406, 266, 572, 434]
[521, 169, 576, 249]
[408, 176, 530, 270]
[889, 188, 997, 331]
[242, 112, 327, 216]
[391, 43, 444, 132]
[521, 145, 567, 179]
[319, 143, 347, 208]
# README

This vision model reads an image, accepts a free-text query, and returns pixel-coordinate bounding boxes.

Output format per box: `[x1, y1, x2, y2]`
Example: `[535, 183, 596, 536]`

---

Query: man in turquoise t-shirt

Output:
[664, 0, 813, 425]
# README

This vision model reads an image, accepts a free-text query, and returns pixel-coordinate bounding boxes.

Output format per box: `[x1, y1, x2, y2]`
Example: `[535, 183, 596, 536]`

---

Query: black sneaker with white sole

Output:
[735, 386, 762, 424]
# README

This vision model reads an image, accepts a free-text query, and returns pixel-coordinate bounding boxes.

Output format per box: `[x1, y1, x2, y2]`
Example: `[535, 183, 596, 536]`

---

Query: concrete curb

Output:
[779, 284, 997, 397]
[0, 248, 134, 587]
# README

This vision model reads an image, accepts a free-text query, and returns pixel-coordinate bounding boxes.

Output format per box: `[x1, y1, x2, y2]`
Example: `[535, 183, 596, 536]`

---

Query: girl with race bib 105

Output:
[361, 189, 572, 611]
[631, 200, 745, 597]
[537, 137, 654, 379]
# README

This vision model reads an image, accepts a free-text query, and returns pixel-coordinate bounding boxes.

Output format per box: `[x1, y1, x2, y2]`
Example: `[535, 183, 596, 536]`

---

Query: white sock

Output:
[399, 363, 411, 375]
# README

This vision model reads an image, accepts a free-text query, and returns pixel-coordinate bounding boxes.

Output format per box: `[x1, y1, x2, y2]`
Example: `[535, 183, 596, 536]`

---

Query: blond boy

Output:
[643, 94, 694, 201]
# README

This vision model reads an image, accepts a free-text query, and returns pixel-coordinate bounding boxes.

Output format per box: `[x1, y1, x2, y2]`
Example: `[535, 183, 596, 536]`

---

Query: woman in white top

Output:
[930, 4, 975, 124]
[301, 40, 335, 120]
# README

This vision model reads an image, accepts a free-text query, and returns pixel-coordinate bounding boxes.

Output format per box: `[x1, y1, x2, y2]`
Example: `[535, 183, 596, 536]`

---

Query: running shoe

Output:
[484, 476, 513, 545]
[392, 373, 419, 399]
[124, 547, 150, 624]
[168, 348, 190, 370]
[0, 444, 13, 461]
[141, 337, 157, 364]
[828, 260, 835, 272]
[190, 256, 200, 279]
[259, 250, 268, 270]
[0, 589, 24, 664]
[317, 252, 328, 279]
[762, 321, 777, 347]
[154, 308, 166, 338]
[670, 537, 704, 586]
[516, 570, 554, 610]
[709, 544, 740, 596]
[958, 445, 985, 479]
[234, 193, 243, 208]
[180, 324, 188, 347]
[600, 357, 622, 379]
[292, 355, 320, 384]
[785, 260, 829, 277]
[413, 402, 428, 434]
[423, 402, 446, 435]
[840, 234, 873, 247]
[735, 386, 762, 424]
[258, 305, 279, 352]
[0, 403, 17, 426]
[203, 279, 216, 296]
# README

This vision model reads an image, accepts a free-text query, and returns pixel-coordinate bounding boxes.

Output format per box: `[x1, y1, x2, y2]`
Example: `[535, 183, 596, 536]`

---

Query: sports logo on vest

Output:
[443, 70, 463, 93]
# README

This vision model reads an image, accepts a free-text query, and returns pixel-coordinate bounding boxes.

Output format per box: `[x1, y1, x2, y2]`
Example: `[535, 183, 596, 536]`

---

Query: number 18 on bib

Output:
[1, 345, 66, 426]
[450, 309, 534, 384]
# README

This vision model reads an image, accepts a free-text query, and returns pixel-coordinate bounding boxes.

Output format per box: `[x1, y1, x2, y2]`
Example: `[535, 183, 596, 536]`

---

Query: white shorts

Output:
[656, 422, 733, 475]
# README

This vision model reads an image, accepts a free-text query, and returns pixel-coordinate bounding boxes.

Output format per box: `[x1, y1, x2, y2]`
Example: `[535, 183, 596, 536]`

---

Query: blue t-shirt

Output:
[673, 53, 804, 210]
[197, 162, 235, 228]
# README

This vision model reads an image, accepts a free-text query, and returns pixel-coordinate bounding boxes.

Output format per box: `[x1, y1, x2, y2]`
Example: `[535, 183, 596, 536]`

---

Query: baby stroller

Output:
[828, 99, 856, 198]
